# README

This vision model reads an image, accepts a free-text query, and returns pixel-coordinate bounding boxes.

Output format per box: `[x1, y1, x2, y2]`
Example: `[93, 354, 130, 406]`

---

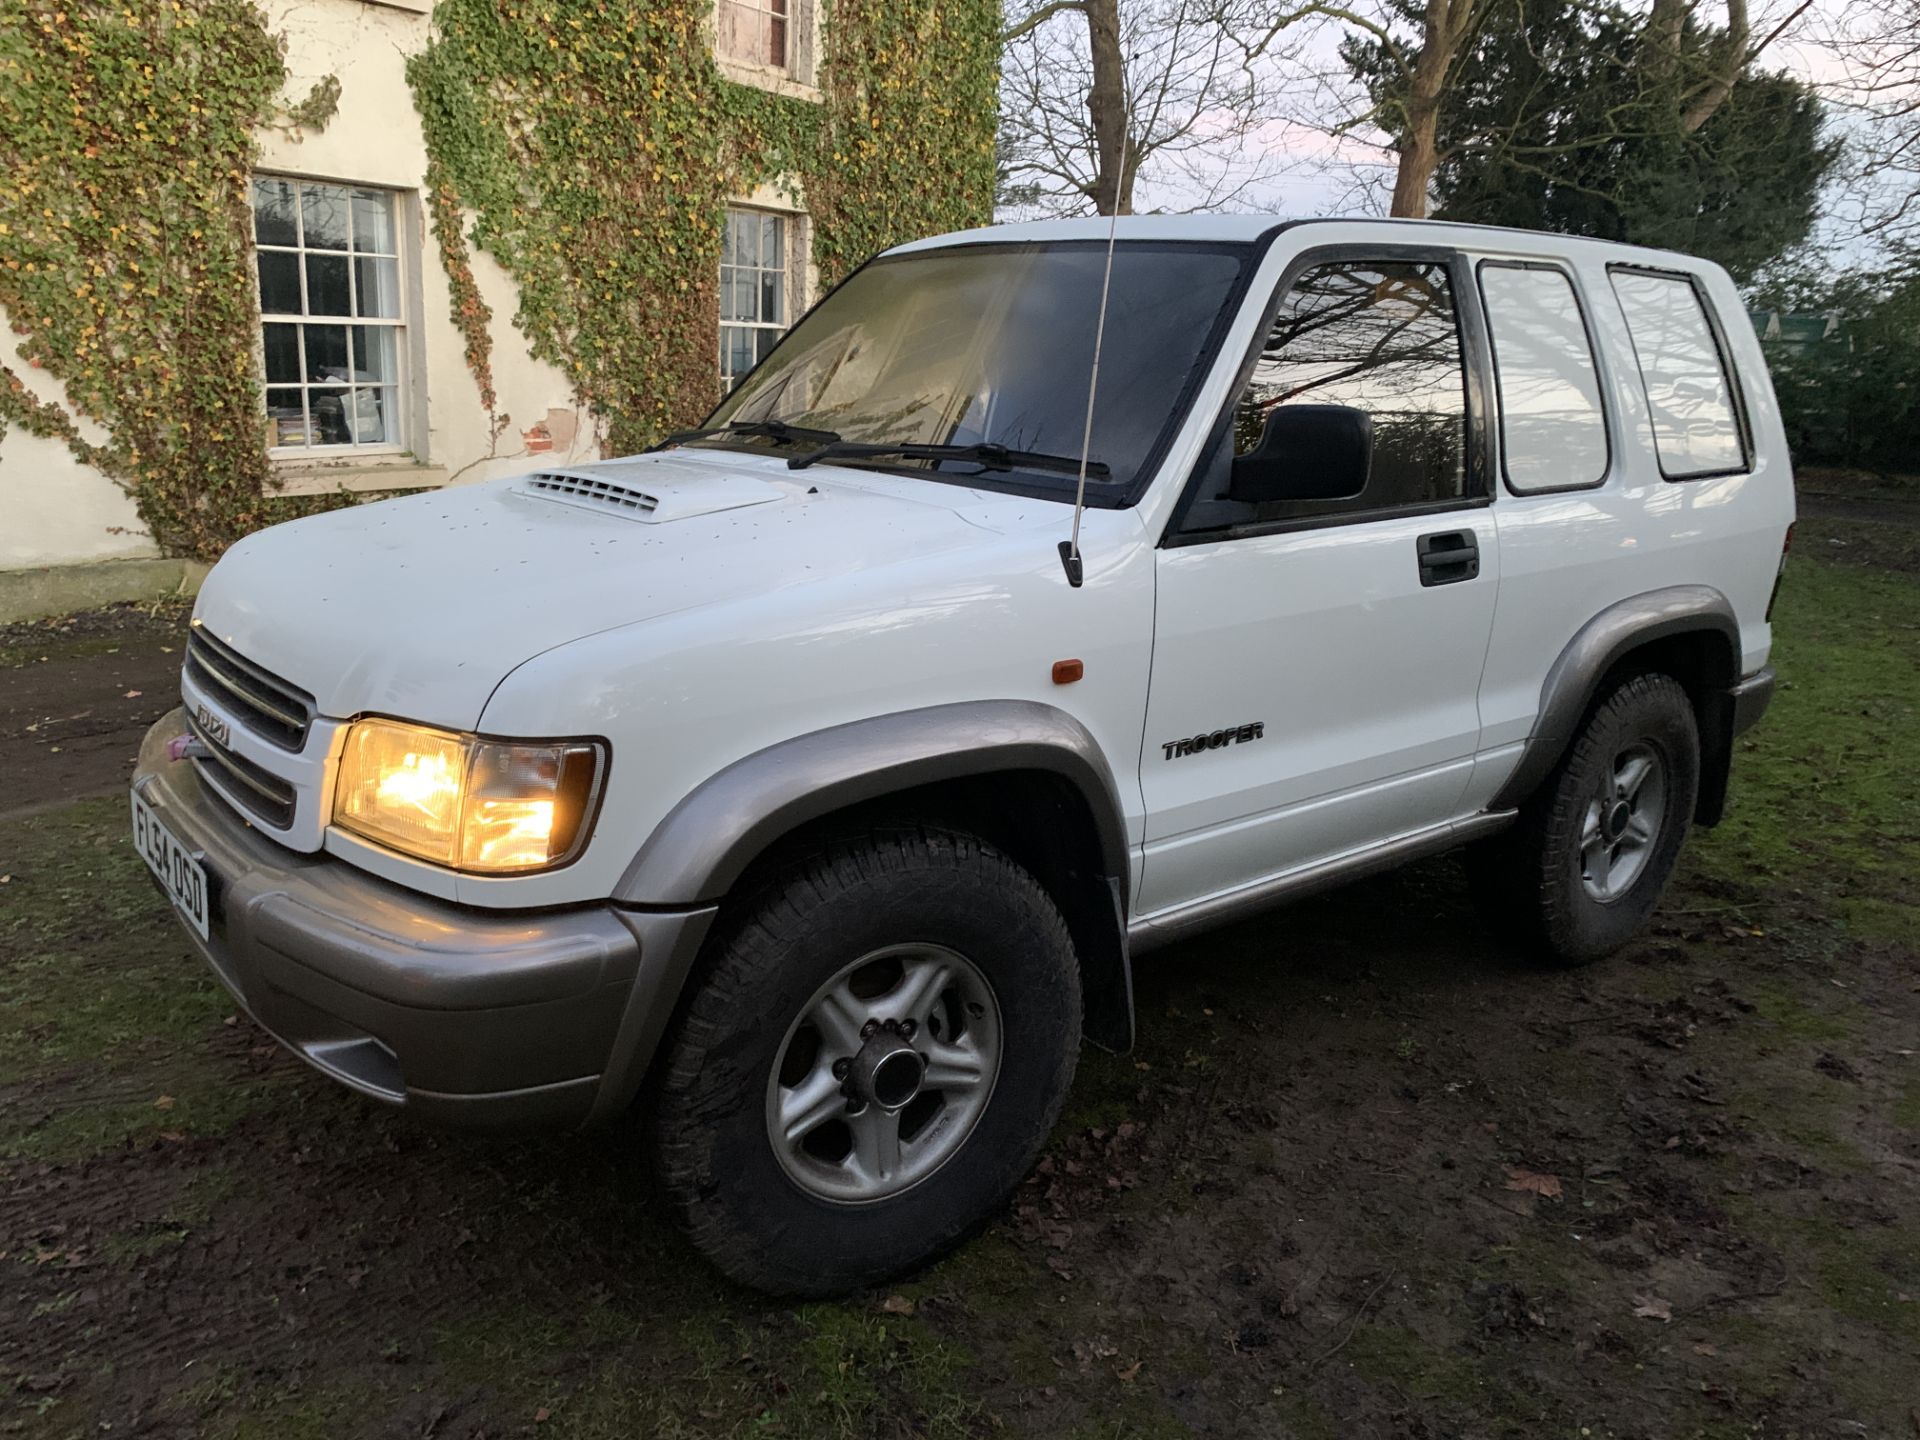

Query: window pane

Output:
[1234, 261, 1469, 512]
[300, 184, 350, 250]
[303, 324, 350, 383]
[256, 250, 301, 314]
[716, 0, 775, 65]
[354, 256, 400, 318]
[1611, 271, 1744, 478]
[1480, 266, 1608, 492]
[761, 214, 783, 268]
[721, 273, 753, 322]
[351, 326, 398, 383]
[760, 269, 783, 324]
[770, 14, 786, 66]
[308, 386, 353, 445]
[306, 254, 351, 316]
[332, 387, 388, 444]
[755, 328, 780, 364]
[262, 322, 302, 384]
[265, 388, 308, 447]
[351, 189, 395, 254]
[722, 326, 752, 381]
[253, 177, 299, 246]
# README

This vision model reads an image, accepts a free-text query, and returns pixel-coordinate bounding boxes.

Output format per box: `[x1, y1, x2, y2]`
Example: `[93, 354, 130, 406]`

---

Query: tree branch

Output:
[1003, 0, 1087, 45]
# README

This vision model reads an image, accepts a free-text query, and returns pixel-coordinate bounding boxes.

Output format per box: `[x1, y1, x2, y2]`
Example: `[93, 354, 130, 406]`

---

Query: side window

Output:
[1609, 270, 1747, 479]
[1229, 260, 1472, 522]
[1479, 264, 1609, 492]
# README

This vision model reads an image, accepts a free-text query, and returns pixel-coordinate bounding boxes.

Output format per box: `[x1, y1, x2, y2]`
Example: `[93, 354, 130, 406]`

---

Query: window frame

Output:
[1163, 243, 1496, 548]
[719, 206, 796, 392]
[251, 174, 411, 463]
[1606, 262, 1753, 483]
[715, 0, 790, 70]
[1476, 258, 1614, 497]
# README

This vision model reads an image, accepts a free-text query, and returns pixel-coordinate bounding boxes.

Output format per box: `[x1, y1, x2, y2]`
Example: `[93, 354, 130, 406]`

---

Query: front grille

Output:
[183, 626, 314, 750]
[186, 710, 298, 829]
[523, 471, 660, 515]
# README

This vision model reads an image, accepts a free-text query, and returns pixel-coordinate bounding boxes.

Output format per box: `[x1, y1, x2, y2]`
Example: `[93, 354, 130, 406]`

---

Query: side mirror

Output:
[1228, 404, 1373, 505]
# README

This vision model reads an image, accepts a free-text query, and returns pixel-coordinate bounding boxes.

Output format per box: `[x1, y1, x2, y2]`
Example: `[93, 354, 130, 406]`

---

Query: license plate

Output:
[131, 788, 211, 941]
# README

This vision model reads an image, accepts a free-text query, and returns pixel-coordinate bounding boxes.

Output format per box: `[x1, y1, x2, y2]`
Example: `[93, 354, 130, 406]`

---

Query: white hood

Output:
[193, 449, 1033, 731]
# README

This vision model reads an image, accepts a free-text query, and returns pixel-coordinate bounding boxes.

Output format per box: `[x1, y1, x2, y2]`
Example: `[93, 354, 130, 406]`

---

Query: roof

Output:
[886, 214, 1726, 275]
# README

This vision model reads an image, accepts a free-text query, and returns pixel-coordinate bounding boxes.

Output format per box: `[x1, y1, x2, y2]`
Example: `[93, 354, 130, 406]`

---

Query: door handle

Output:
[1416, 529, 1480, 587]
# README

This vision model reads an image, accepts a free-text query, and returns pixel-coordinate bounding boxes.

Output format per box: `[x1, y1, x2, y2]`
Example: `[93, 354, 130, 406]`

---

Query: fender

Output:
[587, 702, 1136, 1122]
[614, 700, 1130, 906]
[1489, 585, 1739, 813]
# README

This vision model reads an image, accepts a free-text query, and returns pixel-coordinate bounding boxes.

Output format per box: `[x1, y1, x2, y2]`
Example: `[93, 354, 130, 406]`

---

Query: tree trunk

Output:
[1083, 0, 1133, 214]
[1680, 0, 1750, 133]
[1389, 0, 1460, 218]
[1391, 85, 1444, 217]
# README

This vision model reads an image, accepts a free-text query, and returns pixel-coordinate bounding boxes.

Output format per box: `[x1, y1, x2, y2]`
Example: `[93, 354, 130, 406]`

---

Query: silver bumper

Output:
[132, 709, 712, 1130]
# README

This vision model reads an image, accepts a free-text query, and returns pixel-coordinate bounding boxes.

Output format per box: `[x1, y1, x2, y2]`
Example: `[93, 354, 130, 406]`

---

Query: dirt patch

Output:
[0, 601, 190, 821]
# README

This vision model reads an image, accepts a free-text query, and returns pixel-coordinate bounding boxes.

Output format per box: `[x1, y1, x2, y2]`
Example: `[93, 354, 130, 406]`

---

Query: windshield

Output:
[700, 242, 1249, 497]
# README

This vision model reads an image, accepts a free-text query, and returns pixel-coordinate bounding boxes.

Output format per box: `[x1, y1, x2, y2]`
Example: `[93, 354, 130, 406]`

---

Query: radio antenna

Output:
[1058, 123, 1128, 589]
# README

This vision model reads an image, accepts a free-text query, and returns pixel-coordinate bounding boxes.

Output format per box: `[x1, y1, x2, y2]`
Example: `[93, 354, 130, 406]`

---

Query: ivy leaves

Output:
[407, 0, 1000, 457]
[0, 0, 293, 558]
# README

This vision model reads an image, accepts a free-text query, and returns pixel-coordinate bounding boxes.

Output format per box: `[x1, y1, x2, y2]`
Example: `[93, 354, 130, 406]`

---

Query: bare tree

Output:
[999, 0, 1311, 216]
[1826, 0, 1920, 239]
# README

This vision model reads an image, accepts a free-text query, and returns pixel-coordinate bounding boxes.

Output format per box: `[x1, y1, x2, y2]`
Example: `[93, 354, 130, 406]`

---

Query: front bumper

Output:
[132, 710, 712, 1130]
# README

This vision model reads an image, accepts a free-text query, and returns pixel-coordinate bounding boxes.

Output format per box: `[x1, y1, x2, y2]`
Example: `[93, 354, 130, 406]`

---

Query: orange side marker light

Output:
[1051, 659, 1084, 685]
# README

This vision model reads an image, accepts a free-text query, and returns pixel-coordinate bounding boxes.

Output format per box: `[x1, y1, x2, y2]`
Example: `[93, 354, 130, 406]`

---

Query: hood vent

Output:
[523, 471, 660, 515]
[514, 458, 785, 524]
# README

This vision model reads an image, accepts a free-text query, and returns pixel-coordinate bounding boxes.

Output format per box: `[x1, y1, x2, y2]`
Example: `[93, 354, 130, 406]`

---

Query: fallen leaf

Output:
[1694, 1342, 1718, 1356]
[123, 689, 142, 698]
[1633, 1295, 1673, 1322]
[1504, 1167, 1563, 1200]
[879, 1294, 914, 1316]
[1117, 1360, 1143, 1382]
[152, 1095, 175, 1111]
[534, 1408, 551, 1423]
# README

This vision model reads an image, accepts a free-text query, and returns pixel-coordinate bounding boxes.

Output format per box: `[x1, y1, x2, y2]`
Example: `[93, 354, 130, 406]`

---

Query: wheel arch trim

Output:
[1489, 585, 1739, 812]
[613, 700, 1132, 908]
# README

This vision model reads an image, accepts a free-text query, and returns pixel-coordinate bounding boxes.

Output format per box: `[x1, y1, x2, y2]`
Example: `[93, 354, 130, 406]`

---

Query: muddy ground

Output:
[1, 488, 1916, 1439]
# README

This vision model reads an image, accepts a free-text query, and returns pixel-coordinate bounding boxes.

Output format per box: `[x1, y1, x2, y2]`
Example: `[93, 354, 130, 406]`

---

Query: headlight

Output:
[333, 719, 606, 874]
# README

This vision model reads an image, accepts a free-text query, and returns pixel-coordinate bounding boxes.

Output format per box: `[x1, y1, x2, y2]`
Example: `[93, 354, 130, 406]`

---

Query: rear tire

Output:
[1471, 673, 1699, 965]
[649, 824, 1081, 1297]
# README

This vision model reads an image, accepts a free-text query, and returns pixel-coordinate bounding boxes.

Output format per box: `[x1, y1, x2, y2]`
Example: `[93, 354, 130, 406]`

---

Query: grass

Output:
[0, 797, 285, 1160]
[1689, 537, 1920, 944]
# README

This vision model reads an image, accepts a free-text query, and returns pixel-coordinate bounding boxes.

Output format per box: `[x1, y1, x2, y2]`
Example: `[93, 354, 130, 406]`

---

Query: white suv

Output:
[131, 216, 1791, 1294]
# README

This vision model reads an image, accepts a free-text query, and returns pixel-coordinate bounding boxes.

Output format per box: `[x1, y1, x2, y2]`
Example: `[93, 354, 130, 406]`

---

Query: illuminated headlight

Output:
[333, 719, 606, 874]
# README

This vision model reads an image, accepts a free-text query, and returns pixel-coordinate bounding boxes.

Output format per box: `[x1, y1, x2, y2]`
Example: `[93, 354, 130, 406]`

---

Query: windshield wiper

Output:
[649, 419, 842, 452]
[785, 440, 1110, 479]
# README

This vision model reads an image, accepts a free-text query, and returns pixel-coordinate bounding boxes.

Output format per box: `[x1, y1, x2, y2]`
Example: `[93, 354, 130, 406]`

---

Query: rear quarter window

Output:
[1609, 269, 1748, 479]
[1479, 263, 1609, 493]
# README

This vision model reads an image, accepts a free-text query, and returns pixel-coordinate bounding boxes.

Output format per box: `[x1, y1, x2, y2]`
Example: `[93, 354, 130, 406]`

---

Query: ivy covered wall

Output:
[407, 0, 1000, 456]
[0, 0, 1000, 564]
[0, 0, 297, 561]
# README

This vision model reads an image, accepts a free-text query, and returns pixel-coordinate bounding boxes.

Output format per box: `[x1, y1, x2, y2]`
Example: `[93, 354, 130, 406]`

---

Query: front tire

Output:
[1473, 672, 1700, 965]
[649, 824, 1081, 1297]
